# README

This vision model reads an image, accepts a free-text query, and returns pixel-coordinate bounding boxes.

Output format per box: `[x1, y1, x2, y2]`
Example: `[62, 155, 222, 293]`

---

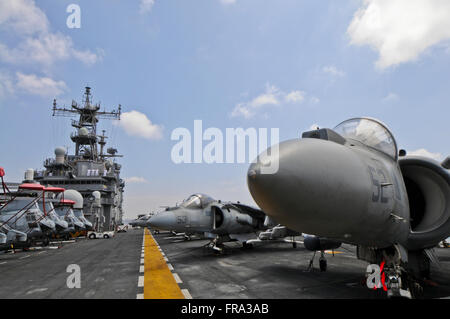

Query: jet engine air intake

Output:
[211, 205, 258, 235]
[400, 157, 450, 250]
[212, 206, 224, 229]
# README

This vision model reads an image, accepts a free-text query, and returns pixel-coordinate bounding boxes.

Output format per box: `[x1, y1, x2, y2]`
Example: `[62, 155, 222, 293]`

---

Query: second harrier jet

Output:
[148, 194, 268, 252]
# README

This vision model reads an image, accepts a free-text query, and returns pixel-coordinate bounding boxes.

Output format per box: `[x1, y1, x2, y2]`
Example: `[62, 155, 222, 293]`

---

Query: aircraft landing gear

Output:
[319, 252, 327, 272]
[242, 241, 253, 249]
[382, 245, 415, 299]
[204, 236, 225, 255]
[306, 251, 327, 272]
[42, 237, 50, 247]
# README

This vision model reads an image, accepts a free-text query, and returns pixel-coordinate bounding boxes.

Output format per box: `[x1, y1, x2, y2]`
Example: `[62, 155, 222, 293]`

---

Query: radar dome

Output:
[54, 147, 66, 164]
[92, 191, 101, 208]
[78, 127, 89, 136]
[105, 160, 113, 169]
[55, 147, 66, 156]
[24, 168, 34, 181]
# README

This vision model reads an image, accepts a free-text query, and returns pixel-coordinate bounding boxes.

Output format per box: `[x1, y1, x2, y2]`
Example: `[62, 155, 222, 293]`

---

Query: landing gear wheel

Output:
[23, 239, 32, 251]
[292, 242, 297, 249]
[242, 242, 253, 249]
[319, 258, 327, 272]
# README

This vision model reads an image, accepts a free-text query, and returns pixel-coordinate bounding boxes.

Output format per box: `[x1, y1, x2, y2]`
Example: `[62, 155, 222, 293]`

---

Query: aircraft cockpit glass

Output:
[334, 118, 398, 160]
[1, 198, 36, 212]
[181, 195, 202, 208]
[181, 194, 215, 208]
[197, 194, 215, 206]
[38, 201, 53, 214]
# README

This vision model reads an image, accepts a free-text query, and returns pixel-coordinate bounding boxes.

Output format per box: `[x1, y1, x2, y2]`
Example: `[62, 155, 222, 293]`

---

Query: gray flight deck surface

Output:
[153, 231, 450, 299]
[0, 230, 142, 299]
[0, 228, 449, 299]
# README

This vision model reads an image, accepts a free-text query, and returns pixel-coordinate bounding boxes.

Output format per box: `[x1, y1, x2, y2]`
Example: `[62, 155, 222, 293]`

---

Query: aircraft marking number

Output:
[368, 166, 389, 204]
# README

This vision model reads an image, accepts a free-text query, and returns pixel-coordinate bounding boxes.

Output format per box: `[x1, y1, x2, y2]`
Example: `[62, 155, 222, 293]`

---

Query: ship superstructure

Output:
[34, 87, 125, 231]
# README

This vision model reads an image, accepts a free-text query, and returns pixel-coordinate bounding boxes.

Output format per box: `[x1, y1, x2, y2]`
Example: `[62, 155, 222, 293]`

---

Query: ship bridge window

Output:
[334, 118, 398, 160]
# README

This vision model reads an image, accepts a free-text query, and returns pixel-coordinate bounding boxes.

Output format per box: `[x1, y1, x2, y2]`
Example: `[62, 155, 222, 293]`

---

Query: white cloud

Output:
[125, 177, 148, 184]
[231, 84, 307, 119]
[322, 65, 345, 77]
[408, 148, 443, 161]
[140, 0, 155, 14]
[0, 0, 48, 35]
[16, 72, 67, 97]
[348, 0, 450, 69]
[310, 97, 320, 104]
[0, 0, 102, 67]
[0, 72, 14, 98]
[285, 90, 305, 103]
[231, 103, 254, 119]
[220, 0, 237, 5]
[0, 33, 101, 66]
[116, 110, 163, 140]
[72, 48, 104, 66]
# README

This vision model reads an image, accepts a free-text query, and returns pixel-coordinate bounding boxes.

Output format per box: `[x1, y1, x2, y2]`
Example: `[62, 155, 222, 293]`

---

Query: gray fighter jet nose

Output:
[248, 138, 372, 237]
[148, 213, 176, 230]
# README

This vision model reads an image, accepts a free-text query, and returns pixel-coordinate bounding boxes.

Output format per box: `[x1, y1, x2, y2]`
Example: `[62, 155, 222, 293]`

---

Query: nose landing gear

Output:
[306, 251, 328, 272]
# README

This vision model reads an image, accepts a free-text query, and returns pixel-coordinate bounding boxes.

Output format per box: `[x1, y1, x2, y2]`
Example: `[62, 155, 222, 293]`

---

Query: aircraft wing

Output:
[223, 203, 267, 221]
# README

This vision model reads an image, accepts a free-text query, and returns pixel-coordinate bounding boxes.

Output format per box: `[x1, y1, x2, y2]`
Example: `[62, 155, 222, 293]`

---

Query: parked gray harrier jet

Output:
[148, 194, 268, 252]
[129, 215, 151, 228]
[247, 117, 450, 298]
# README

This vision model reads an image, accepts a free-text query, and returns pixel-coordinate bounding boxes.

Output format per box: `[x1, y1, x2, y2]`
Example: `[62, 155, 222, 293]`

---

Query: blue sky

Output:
[0, 0, 449, 218]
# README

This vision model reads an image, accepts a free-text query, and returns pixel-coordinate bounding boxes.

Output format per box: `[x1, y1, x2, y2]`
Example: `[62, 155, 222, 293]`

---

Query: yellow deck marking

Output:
[324, 250, 344, 254]
[143, 229, 185, 299]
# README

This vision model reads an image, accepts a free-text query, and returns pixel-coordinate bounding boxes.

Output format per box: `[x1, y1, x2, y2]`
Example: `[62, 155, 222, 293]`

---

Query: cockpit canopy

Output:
[1, 198, 38, 212]
[180, 194, 215, 209]
[334, 118, 398, 160]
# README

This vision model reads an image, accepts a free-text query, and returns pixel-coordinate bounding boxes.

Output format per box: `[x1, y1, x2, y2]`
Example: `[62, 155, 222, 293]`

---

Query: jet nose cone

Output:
[148, 213, 176, 231]
[247, 138, 371, 237]
[247, 140, 294, 222]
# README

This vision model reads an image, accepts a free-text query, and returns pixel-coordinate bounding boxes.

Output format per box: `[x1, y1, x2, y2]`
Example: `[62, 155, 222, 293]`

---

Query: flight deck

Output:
[152, 231, 450, 299]
[2, 228, 448, 299]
